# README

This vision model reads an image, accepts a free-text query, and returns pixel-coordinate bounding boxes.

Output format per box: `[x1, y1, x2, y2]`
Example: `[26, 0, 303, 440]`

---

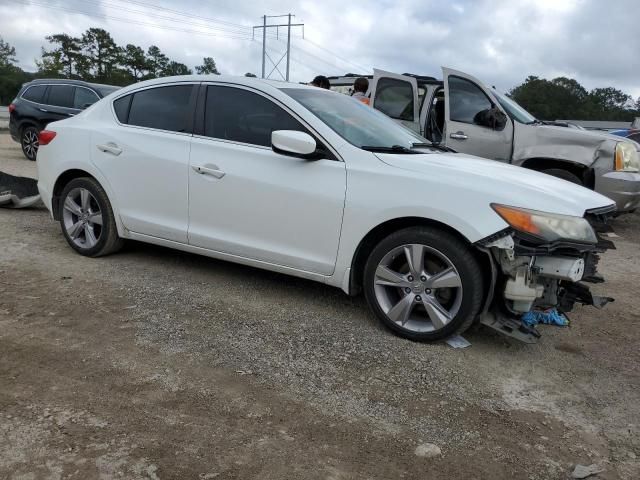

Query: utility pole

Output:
[286, 13, 292, 81]
[253, 14, 304, 81]
[261, 15, 266, 79]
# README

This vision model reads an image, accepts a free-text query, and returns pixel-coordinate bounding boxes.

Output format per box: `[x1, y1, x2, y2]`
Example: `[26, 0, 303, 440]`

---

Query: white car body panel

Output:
[36, 75, 614, 296]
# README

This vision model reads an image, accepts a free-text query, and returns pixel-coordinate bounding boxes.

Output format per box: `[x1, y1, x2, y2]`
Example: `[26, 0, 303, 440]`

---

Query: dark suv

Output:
[8, 79, 120, 160]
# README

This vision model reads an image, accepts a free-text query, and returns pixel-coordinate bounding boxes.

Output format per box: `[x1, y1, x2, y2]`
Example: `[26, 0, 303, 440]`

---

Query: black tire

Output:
[363, 227, 484, 342]
[59, 177, 124, 257]
[21, 125, 40, 161]
[542, 168, 583, 185]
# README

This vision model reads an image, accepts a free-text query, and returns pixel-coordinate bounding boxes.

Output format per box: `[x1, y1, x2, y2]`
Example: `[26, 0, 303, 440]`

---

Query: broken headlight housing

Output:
[491, 204, 598, 244]
[615, 141, 640, 172]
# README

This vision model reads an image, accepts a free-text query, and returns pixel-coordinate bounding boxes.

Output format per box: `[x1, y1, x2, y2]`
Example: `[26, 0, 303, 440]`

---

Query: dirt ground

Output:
[1, 132, 639, 479]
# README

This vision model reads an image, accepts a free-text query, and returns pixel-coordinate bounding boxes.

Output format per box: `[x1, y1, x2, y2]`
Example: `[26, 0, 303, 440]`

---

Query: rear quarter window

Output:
[21, 85, 47, 103]
[113, 95, 132, 123]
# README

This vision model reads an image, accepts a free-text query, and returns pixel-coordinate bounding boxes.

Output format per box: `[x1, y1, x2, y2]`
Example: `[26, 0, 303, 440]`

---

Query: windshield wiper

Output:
[411, 142, 456, 152]
[360, 145, 419, 154]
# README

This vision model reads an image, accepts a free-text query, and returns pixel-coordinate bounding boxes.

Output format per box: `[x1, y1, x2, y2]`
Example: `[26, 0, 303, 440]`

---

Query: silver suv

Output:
[329, 68, 640, 213]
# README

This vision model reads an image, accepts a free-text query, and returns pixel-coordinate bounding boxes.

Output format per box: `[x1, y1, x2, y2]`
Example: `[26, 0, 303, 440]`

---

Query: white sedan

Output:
[36, 75, 615, 343]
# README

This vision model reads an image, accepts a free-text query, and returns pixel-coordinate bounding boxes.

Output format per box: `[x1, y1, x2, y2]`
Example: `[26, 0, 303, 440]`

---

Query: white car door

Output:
[443, 67, 513, 161]
[188, 84, 346, 275]
[91, 83, 197, 243]
[369, 69, 420, 133]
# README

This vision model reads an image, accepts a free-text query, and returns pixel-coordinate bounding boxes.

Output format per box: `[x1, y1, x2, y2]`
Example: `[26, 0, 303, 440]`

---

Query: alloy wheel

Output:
[62, 188, 103, 249]
[373, 243, 463, 333]
[22, 129, 39, 160]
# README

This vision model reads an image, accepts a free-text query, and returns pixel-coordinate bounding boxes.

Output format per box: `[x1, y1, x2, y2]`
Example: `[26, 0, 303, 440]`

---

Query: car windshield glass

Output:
[282, 87, 429, 150]
[492, 90, 537, 124]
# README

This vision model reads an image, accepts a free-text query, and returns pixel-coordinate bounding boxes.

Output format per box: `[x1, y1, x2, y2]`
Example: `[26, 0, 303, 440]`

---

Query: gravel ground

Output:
[1, 131, 639, 479]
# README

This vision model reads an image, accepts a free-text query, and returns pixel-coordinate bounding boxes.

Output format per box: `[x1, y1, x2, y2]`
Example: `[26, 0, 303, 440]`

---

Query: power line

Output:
[15, 0, 261, 41]
[302, 38, 370, 73]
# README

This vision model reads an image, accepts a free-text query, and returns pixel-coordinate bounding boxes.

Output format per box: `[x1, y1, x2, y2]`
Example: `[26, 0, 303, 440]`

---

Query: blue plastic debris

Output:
[521, 308, 569, 327]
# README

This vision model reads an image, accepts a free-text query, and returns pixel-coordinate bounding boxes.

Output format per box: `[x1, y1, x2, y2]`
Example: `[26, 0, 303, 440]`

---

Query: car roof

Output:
[26, 78, 118, 90]
[109, 75, 317, 97]
[328, 73, 442, 87]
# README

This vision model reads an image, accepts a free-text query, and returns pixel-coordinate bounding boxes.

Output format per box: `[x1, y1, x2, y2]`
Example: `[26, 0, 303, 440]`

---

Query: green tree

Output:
[195, 57, 219, 75]
[80, 28, 120, 81]
[40, 33, 81, 77]
[121, 44, 147, 81]
[0, 36, 17, 67]
[0, 36, 31, 104]
[163, 60, 192, 76]
[146, 45, 169, 78]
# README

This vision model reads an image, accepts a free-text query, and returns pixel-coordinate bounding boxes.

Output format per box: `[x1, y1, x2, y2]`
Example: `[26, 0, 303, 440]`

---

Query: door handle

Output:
[450, 131, 468, 140]
[38, 107, 49, 113]
[96, 143, 123, 156]
[192, 165, 225, 179]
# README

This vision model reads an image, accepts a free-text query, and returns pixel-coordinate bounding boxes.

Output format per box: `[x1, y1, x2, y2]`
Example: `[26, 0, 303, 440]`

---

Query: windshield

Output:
[492, 90, 536, 124]
[282, 87, 429, 150]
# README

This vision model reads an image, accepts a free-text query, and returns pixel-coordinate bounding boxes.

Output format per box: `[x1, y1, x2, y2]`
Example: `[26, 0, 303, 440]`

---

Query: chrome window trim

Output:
[20, 83, 99, 110]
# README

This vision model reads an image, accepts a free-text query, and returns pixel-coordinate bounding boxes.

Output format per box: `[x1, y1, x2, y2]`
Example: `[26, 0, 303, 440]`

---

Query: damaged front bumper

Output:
[475, 206, 616, 343]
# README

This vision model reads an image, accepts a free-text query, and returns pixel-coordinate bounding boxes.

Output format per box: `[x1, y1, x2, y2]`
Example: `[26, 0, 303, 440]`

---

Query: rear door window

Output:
[47, 85, 75, 108]
[126, 85, 194, 133]
[22, 85, 47, 103]
[73, 87, 100, 109]
[204, 85, 305, 147]
[373, 78, 414, 120]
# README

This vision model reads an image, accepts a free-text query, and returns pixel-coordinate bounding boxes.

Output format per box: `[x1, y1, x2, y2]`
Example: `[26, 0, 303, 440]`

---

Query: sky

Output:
[0, 0, 638, 98]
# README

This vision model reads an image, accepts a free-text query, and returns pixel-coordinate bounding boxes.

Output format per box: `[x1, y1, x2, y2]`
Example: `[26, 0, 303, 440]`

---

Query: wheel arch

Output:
[52, 169, 97, 220]
[347, 217, 492, 299]
[49, 163, 126, 237]
[520, 157, 595, 189]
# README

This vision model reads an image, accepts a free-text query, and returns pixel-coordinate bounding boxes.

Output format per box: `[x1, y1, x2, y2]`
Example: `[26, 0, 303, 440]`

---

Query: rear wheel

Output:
[363, 227, 484, 342]
[59, 177, 124, 257]
[542, 168, 583, 185]
[21, 126, 39, 161]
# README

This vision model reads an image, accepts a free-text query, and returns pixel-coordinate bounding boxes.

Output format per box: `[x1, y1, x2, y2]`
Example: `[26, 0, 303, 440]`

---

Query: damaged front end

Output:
[476, 205, 616, 343]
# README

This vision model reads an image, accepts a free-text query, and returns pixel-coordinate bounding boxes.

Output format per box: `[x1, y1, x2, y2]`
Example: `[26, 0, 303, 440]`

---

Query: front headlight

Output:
[615, 142, 640, 172]
[491, 204, 597, 243]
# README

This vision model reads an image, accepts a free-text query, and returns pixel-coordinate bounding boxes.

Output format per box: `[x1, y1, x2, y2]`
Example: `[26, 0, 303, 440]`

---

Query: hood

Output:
[513, 123, 631, 166]
[376, 152, 615, 217]
[539, 124, 628, 144]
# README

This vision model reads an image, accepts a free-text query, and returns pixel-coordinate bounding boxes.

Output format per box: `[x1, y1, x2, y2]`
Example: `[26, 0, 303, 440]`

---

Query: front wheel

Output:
[59, 177, 124, 257]
[363, 227, 484, 341]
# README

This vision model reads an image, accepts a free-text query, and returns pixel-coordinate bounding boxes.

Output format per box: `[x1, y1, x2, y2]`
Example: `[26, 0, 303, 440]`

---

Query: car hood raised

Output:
[376, 152, 615, 217]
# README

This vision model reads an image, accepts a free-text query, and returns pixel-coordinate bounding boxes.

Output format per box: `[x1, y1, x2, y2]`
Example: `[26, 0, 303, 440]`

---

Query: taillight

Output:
[8, 103, 16, 114]
[38, 130, 57, 145]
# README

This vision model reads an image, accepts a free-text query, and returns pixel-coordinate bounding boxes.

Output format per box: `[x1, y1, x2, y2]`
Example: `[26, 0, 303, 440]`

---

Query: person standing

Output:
[310, 75, 331, 89]
[351, 77, 370, 105]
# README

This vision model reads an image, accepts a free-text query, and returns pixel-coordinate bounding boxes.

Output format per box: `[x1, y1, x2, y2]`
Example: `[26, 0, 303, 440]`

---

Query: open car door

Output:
[442, 67, 513, 162]
[369, 69, 420, 133]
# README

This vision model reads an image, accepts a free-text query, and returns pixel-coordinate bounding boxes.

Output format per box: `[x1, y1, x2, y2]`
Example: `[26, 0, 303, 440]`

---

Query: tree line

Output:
[0, 29, 256, 104]
[509, 76, 640, 122]
[1, 29, 639, 123]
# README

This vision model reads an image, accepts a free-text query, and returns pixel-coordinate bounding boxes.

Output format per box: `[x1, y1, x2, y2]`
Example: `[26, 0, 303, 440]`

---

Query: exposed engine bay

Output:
[476, 205, 615, 343]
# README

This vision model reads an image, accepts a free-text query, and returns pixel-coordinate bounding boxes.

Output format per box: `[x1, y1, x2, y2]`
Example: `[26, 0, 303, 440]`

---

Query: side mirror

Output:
[474, 107, 508, 131]
[272, 130, 318, 159]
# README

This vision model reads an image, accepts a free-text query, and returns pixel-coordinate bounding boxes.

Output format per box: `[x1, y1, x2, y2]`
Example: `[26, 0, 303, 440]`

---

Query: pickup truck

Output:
[329, 68, 640, 213]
